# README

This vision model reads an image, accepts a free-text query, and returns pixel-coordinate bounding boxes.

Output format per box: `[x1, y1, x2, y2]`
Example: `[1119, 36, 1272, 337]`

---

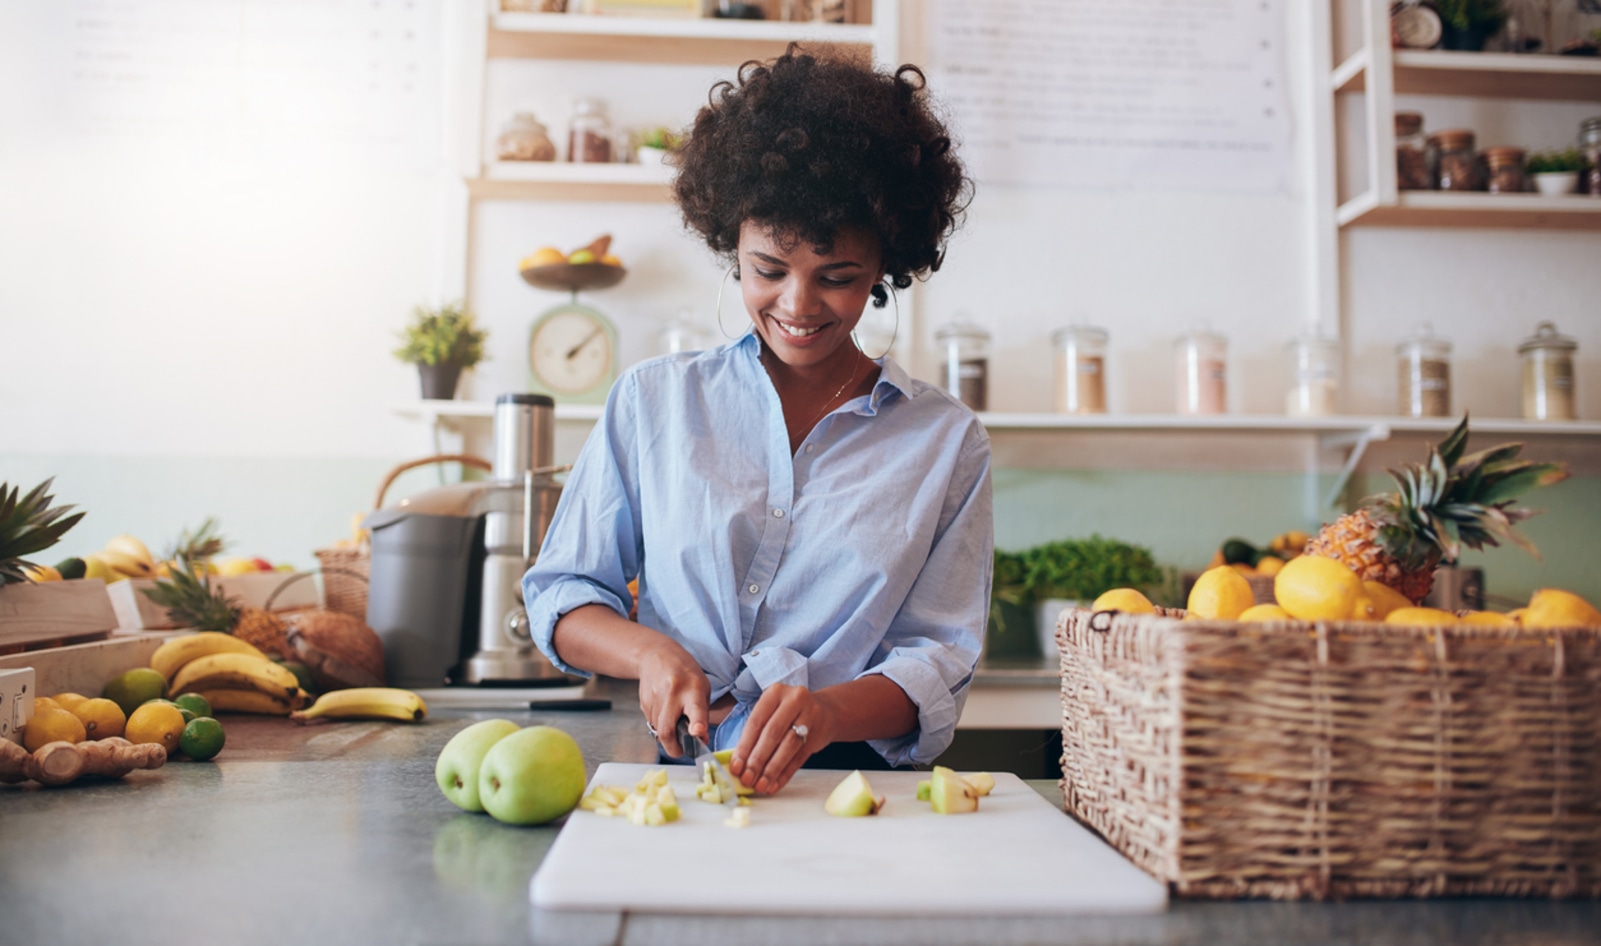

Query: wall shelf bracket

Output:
[1319, 422, 1391, 510]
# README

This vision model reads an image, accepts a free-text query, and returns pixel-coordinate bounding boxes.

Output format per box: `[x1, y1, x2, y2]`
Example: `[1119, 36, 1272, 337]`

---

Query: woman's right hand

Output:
[636, 635, 711, 759]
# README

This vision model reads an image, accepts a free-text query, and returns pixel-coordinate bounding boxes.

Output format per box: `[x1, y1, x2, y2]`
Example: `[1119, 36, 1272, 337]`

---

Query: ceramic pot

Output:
[1439, 24, 1490, 51]
[417, 362, 464, 400]
[1533, 171, 1579, 196]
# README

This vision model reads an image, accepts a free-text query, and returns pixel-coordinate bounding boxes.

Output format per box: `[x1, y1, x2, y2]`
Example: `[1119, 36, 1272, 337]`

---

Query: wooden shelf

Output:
[395, 400, 604, 425]
[1333, 49, 1601, 101]
[467, 161, 672, 201]
[487, 12, 878, 65]
[1337, 190, 1601, 229]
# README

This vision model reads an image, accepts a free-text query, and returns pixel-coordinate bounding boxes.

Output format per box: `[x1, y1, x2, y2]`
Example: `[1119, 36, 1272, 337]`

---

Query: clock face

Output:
[528, 303, 617, 400]
[1392, 4, 1442, 48]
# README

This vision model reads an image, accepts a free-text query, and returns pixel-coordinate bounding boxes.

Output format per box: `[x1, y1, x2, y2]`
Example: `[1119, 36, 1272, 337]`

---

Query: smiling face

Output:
[738, 221, 884, 373]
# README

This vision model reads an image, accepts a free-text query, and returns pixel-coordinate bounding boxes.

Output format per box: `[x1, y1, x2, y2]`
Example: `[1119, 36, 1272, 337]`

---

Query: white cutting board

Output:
[530, 763, 1166, 917]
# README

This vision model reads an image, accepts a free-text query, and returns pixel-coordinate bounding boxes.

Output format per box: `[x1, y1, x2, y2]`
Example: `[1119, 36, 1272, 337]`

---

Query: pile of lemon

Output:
[24, 670, 227, 762]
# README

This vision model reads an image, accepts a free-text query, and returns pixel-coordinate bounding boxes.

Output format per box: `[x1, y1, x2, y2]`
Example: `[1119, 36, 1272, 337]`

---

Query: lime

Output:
[179, 717, 226, 762]
[173, 693, 213, 719]
[280, 660, 316, 694]
[103, 667, 167, 716]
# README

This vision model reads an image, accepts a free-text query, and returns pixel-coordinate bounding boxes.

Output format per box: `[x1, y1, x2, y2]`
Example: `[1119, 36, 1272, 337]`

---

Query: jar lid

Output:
[572, 97, 608, 115]
[1051, 325, 1107, 345]
[1174, 325, 1226, 347]
[1396, 322, 1451, 355]
[1395, 112, 1423, 136]
[1285, 328, 1340, 351]
[1582, 116, 1601, 133]
[934, 320, 990, 341]
[508, 111, 548, 131]
[1429, 129, 1475, 151]
[1482, 145, 1525, 167]
[1518, 321, 1577, 354]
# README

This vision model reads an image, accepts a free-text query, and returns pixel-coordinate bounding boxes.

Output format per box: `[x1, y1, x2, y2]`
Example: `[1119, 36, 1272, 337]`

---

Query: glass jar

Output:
[568, 98, 613, 164]
[934, 320, 990, 411]
[1396, 112, 1432, 191]
[1519, 321, 1578, 421]
[1286, 329, 1341, 417]
[1397, 323, 1452, 418]
[659, 309, 712, 355]
[1051, 325, 1108, 414]
[1174, 327, 1227, 415]
[494, 112, 557, 162]
[1431, 129, 1482, 191]
[1581, 116, 1601, 197]
[1484, 146, 1527, 194]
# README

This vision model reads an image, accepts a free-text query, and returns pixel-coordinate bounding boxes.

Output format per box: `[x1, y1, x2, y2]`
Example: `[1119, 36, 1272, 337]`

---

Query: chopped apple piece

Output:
[967, 772, 995, 797]
[724, 807, 751, 828]
[915, 779, 931, 802]
[823, 769, 885, 817]
[929, 765, 979, 814]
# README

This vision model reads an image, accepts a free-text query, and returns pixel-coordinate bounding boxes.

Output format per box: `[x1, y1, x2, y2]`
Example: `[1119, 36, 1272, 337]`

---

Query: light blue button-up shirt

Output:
[522, 331, 993, 765]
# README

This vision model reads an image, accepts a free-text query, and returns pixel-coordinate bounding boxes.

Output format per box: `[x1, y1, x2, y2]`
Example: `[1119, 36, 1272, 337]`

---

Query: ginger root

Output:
[0, 737, 166, 787]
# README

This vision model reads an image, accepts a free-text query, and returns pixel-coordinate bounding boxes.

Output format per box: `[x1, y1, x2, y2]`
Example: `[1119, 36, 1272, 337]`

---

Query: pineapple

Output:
[235, 606, 295, 661]
[1305, 416, 1568, 604]
[164, 516, 228, 566]
[142, 558, 243, 631]
[0, 478, 86, 585]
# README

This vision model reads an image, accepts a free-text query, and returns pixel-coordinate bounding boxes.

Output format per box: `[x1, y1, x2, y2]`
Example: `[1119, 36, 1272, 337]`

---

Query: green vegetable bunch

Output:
[639, 127, 683, 151]
[1526, 148, 1588, 175]
[393, 302, 489, 368]
[1434, 0, 1508, 32]
[1017, 535, 1164, 602]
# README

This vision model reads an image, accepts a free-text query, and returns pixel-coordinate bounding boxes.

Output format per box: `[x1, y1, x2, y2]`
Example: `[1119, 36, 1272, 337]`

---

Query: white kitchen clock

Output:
[528, 302, 618, 404]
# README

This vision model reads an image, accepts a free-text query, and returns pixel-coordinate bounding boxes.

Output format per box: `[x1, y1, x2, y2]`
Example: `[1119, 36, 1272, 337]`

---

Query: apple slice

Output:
[967, 772, 995, 797]
[915, 779, 931, 802]
[824, 770, 885, 817]
[929, 765, 979, 814]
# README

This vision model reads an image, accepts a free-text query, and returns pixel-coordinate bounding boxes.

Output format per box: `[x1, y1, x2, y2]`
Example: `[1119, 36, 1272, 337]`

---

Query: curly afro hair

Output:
[673, 45, 970, 307]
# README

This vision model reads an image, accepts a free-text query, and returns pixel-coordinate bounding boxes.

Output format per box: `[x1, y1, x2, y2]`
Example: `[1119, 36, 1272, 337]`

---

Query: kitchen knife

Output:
[675, 716, 740, 806]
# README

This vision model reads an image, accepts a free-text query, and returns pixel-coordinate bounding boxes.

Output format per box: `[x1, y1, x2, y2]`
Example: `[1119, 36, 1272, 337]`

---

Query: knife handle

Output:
[526, 698, 613, 711]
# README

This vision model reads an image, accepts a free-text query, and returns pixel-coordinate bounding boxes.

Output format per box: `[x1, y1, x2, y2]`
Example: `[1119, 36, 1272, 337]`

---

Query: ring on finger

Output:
[790, 723, 808, 742]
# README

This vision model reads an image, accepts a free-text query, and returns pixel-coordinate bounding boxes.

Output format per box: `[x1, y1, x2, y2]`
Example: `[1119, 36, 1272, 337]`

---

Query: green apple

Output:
[437, 718, 521, 813]
[929, 765, 979, 814]
[567, 249, 597, 264]
[967, 772, 995, 797]
[478, 725, 587, 825]
[823, 769, 883, 817]
[916, 779, 931, 802]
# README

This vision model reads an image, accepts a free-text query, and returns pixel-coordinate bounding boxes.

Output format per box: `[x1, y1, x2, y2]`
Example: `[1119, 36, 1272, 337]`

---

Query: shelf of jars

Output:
[487, 11, 880, 66]
[1336, 190, 1601, 229]
[466, 160, 673, 201]
[1334, 49, 1601, 101]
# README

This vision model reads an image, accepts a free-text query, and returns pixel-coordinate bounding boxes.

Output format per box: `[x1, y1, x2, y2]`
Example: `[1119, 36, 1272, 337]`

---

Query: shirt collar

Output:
[729, 328, 913, 415]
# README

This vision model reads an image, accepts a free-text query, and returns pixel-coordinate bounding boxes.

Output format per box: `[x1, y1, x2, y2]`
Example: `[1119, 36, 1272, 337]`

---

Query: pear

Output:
[929, 765, 979, 814]
[823, 769, 884, 817]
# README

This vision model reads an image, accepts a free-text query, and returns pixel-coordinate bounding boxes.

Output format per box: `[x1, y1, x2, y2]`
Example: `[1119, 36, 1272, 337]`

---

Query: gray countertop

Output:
[2, 677, 1597, 946]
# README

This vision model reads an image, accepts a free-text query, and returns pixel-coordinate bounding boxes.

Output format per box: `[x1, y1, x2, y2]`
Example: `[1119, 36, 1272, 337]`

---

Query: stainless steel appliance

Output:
[365, 393, 578, 687]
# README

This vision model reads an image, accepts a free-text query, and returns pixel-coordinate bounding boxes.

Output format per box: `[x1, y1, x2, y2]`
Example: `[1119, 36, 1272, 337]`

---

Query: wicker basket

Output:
[313, 454, 491, 620]
[1057, 606, 1601, 900]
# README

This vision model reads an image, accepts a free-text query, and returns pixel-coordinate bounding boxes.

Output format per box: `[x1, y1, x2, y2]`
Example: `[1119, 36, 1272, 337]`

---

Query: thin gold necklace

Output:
[766, 348, 866, 434]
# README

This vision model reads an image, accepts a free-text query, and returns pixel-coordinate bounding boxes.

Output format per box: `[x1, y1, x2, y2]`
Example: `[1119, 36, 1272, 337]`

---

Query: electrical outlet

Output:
[0, 667, 36, 745]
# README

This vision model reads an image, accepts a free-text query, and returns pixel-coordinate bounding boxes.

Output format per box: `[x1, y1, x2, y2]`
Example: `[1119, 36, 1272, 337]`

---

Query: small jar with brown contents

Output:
[1484, 146, 1526, 194]
[1519, 321, 1578, 421]
[568, 97, 614, 164]
[1431, 129, 1483, 191]
[1052, 325, 1108, 414]
[1395, 112, 1432, 191]
[1581, 116, 1601, 197]
[1397, 322, 1452, 418]
[494, 112, 557, 162]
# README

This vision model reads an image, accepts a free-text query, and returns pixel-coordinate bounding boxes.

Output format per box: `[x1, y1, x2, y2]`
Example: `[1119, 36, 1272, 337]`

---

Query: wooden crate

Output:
[0, 580, 118, 652]
[107, 572, 319, 631]
[1057, 606, 1601, 900]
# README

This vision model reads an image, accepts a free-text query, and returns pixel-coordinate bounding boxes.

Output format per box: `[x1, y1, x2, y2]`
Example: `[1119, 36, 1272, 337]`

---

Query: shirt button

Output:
[748, 583, 760, 594]
[772, 509, 785, 518]
[805, 444, 815, 454]
[749, 650, 761, 657]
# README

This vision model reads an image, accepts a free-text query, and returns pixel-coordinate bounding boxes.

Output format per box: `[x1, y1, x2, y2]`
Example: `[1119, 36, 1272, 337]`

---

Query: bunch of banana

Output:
[148, 632, 310, 716]
[289, 688, 428, 724]
[81, 534, 159, 583]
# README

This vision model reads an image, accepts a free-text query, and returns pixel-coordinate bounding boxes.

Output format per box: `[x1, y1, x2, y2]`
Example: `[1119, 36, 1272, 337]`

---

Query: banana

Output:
[149, 632, 268, 683]
[289, 687, 428, 724]
[104, 533, 156, 564]
[195, 688, 293, 716]
[170, 652, 299, 700]
[99, 549, 156, 579]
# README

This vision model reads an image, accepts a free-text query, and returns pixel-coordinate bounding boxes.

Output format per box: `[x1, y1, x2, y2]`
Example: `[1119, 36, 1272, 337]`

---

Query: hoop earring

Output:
[714, 264, 745, 340]
[852, 284, 900, 360]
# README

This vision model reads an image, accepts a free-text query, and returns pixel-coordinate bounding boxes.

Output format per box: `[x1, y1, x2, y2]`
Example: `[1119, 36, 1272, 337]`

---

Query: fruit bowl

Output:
[519, 262, 627, 293]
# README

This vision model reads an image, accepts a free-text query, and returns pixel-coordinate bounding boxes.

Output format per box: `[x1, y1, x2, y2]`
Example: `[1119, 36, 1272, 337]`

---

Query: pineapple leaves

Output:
[1436, 415, 1470, 467]
[0, 478, 87, 584]
[1477, 462, 1570, 505]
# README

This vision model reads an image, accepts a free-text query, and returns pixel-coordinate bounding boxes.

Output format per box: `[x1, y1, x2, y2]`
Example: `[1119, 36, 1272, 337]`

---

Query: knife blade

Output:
[675, 716, 740, 806]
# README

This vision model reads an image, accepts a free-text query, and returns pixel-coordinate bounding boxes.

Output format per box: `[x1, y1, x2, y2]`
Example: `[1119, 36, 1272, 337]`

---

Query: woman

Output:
[523, 47, 988, 796]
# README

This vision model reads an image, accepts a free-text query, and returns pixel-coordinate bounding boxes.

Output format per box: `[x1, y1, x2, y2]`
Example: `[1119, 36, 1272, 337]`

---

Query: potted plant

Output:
[0, 478, 118, 650]
[1526, 148, 1587, 195]
[1435, 0, 1509, 51]
[394, 302, 489, 400]
[986, 535, 1164, 661]
[635, 127, 682, 167]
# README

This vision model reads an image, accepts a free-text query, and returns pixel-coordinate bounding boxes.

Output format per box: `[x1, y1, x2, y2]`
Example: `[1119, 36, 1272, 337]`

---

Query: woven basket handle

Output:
[373, 454, 492, 510]
[1089, 610, 1117, 633]
[264, 566, 371, 612]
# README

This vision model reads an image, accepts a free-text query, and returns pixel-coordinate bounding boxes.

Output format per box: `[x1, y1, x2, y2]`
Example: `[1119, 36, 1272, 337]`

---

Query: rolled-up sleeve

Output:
[860, 422, 993, 765]
[522, 374, 642, 678]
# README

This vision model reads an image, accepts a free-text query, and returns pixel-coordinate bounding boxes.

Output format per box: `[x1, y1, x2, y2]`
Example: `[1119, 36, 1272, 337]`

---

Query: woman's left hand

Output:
[728, 683, 832, 795]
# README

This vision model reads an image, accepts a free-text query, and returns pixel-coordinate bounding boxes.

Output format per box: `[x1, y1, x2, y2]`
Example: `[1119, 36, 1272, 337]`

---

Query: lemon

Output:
[1349, 581, 1413, 621]
[32, 696, 62, 714]
[103, 667, 167, 716]
[24, 707, 87, 752]
[1521, 589, 1601, 629]
[1459, 611, 1517, 627]
[1187, 566, 1255, 620]
[72, 697, 127, 739]
[1239, 604, 1292, 622]
[1090, 588, 1156, 614]
[1273, 555, 1361, 621]
[179, 717, 226, 762]
[125, 701, 186, 753]
[1384, 607, 1458, 627]
[50, 692, 89, 712]
[1255, 555, 1286, 577]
